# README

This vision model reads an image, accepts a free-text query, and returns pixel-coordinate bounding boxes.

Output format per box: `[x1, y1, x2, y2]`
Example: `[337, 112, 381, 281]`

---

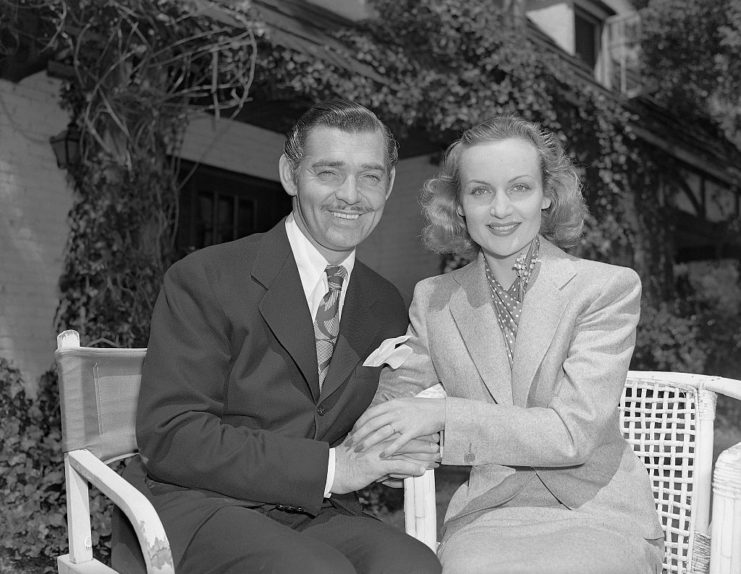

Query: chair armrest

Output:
[710, 442, 741, 574]
[403, 383, 447, 551]
[66, 450, 174, 574]
[404, 470, 438, 551]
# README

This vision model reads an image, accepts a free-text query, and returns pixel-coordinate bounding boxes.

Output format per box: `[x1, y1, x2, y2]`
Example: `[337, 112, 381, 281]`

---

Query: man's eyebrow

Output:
[311, 160, 345, 169]
[360, 162, 386, 171]
[310, 160, 386, 172]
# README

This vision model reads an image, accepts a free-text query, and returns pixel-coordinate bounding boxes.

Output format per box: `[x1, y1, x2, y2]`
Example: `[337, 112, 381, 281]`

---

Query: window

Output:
[176, 163, 292, 258]
[664, 165, 741, 261]
[604, 12, 642, 96]
[574, 5, 601, 71]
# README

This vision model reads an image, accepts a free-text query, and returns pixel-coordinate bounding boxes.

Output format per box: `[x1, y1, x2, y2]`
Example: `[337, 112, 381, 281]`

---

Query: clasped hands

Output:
[331, 398, 446, 494]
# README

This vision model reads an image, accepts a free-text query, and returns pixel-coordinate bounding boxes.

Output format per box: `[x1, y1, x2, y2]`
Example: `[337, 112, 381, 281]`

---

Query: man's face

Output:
[280, 126, 395, 264]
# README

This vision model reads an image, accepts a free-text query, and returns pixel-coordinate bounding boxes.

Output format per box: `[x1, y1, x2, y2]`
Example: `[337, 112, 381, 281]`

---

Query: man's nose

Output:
[489, 191, 513, 218]
[335, 176, 360, 204]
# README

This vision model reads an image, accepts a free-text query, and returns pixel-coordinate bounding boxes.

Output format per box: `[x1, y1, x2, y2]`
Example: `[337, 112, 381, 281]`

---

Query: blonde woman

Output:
[351, 116, 663, 574]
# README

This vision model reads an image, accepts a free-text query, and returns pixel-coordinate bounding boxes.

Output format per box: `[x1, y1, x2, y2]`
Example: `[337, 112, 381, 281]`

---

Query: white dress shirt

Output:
[285, 214, 355, 497]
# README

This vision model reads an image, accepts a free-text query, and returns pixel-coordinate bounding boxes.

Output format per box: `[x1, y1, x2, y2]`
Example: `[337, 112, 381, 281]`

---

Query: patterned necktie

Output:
[314, 265, 347, 387]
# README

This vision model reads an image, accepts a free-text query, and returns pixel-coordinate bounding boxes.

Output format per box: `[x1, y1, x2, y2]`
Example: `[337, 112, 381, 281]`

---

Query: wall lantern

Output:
[49, 122, 82, 169]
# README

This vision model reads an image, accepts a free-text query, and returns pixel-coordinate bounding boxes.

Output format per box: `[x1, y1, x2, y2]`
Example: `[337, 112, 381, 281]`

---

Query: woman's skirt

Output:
[438, 475, 663, 574]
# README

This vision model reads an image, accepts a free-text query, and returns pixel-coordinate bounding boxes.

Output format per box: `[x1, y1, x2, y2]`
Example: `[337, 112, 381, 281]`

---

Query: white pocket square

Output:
[363, 335, 412, 369]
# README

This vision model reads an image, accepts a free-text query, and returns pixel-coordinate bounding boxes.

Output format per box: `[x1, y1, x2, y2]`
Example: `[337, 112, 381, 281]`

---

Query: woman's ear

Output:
[541, 196, 552, 210]
[456, 204, 465, 217]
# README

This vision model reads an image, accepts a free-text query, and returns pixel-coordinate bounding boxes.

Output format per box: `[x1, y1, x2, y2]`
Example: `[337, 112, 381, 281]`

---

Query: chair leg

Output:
[58, 554, 117, 573]
[710, 443, 741, 574]
[65, 455, 94, 564]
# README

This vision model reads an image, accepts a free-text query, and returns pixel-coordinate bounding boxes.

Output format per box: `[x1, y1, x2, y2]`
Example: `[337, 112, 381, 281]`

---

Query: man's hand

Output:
[349, 398, 446, 457]
[331, 435, 440, 495]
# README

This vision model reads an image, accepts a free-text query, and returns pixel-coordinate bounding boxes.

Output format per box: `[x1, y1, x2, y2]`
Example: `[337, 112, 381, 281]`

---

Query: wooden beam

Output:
[633, 126, 741, 187]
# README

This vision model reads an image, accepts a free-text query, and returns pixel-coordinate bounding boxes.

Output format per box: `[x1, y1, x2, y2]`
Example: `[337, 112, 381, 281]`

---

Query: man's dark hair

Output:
[283, 99, 398, 176]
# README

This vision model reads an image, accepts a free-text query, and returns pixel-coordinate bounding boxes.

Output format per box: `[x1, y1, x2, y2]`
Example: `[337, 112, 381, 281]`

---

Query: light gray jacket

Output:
[374, 239, 663, 540]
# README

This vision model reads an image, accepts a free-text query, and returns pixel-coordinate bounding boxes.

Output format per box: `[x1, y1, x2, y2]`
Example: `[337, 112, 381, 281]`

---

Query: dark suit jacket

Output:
[121, 219, 407, 566]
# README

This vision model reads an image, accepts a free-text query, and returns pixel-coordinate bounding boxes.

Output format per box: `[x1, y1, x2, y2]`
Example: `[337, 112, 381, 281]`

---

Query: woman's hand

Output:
[350, 398, 445, 457]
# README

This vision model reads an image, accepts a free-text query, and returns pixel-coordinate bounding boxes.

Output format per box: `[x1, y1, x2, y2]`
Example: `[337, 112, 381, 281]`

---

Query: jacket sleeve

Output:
[136, 256, 329, 513]
[372, 279, 441, 406]
[442, 267, 641, 467]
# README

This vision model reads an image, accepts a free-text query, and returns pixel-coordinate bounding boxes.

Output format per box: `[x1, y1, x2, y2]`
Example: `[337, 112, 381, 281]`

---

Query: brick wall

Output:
[0, 73, 72, 391]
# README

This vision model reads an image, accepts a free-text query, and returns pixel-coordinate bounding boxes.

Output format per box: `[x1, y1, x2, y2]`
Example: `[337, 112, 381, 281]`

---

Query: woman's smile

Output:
[486, 222, 520, 235]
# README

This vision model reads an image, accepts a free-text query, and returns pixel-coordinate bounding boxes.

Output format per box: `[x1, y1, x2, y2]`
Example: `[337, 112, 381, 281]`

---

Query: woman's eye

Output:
[511, 183, 530, 193]
[470, 186, 489, 195]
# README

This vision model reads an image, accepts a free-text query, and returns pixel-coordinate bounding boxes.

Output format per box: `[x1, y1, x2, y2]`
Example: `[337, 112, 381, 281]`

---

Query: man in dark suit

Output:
[112, 100, 441, 574]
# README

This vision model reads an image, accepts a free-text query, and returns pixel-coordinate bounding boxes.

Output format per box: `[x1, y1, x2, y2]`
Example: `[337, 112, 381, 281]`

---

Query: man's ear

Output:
[279, 154, 298, 197]
[385, 168, 396, 199]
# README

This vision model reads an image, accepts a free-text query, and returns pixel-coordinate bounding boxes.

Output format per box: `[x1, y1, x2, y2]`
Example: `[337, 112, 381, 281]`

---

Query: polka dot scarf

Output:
[484, 236, 541, 368]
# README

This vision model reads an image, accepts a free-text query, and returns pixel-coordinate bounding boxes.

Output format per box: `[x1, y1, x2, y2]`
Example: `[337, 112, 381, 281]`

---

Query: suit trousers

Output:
[112, 498, 441, 574]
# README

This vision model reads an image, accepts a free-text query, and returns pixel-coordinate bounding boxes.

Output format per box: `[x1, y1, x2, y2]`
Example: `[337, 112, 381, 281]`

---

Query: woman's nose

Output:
[489, 192, 513, 217]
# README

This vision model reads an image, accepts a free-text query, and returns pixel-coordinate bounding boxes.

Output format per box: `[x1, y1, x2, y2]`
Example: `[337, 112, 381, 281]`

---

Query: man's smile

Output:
[330, 210, 363, 220]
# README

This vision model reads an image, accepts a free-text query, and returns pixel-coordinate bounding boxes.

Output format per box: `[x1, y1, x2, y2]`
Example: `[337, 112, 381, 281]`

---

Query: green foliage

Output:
[56, 155, 180, 346]
[0, 362, 65, 571]
[0, 363, 116, 572]
[633, 260, 741, 376]
[49, 0, 260, 346]
[640, 0, 741, 145]
[39, 0, 731, 346]
[253, 0, 655, 277]
[358, 483, 404, 517]
[632, 302, 709, 373]
[677, 260, 741, 378]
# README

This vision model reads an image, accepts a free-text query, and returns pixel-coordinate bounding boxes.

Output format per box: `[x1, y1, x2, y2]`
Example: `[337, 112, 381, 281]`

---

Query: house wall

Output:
[182, 114, 442, 305]
[527, 1, 574, 53]
[179, 114, 283, 181]
[358, 154, 441, 305]
[526, 0, 635, 55]
[0, 72, 72, 391]
[0, 102, 439, 389]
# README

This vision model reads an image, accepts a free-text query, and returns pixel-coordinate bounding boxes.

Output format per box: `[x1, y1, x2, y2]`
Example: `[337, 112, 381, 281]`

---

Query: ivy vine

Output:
[5, 0, 734, 357]
[253, 0, 660, 290]
[49, 0, 260, 346]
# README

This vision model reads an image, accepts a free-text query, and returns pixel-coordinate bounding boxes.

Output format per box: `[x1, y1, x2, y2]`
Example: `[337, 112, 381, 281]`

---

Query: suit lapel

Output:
[511, 240, 575, 407]
[450, 254, 513, 405]
[253, 222, 320, 400]
[320, 263, 382, 400]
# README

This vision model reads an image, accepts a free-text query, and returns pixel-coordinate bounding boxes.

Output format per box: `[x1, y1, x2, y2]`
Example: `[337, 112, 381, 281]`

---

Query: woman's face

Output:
[458, 137, 551, 276]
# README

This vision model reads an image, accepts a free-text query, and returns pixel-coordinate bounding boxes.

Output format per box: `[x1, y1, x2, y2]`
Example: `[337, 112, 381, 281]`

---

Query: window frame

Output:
[176, 161, 292, 258]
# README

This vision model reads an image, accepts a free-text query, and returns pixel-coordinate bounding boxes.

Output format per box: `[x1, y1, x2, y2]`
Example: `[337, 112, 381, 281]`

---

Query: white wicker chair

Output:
[404, 372, 741, 574]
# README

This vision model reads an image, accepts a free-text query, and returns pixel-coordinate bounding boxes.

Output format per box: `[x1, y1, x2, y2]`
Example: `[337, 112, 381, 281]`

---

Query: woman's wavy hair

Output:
[422, 115, 587, 256]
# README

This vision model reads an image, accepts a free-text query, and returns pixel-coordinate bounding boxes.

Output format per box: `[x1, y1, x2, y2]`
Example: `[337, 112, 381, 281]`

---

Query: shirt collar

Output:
[285, 213, 355, 297]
